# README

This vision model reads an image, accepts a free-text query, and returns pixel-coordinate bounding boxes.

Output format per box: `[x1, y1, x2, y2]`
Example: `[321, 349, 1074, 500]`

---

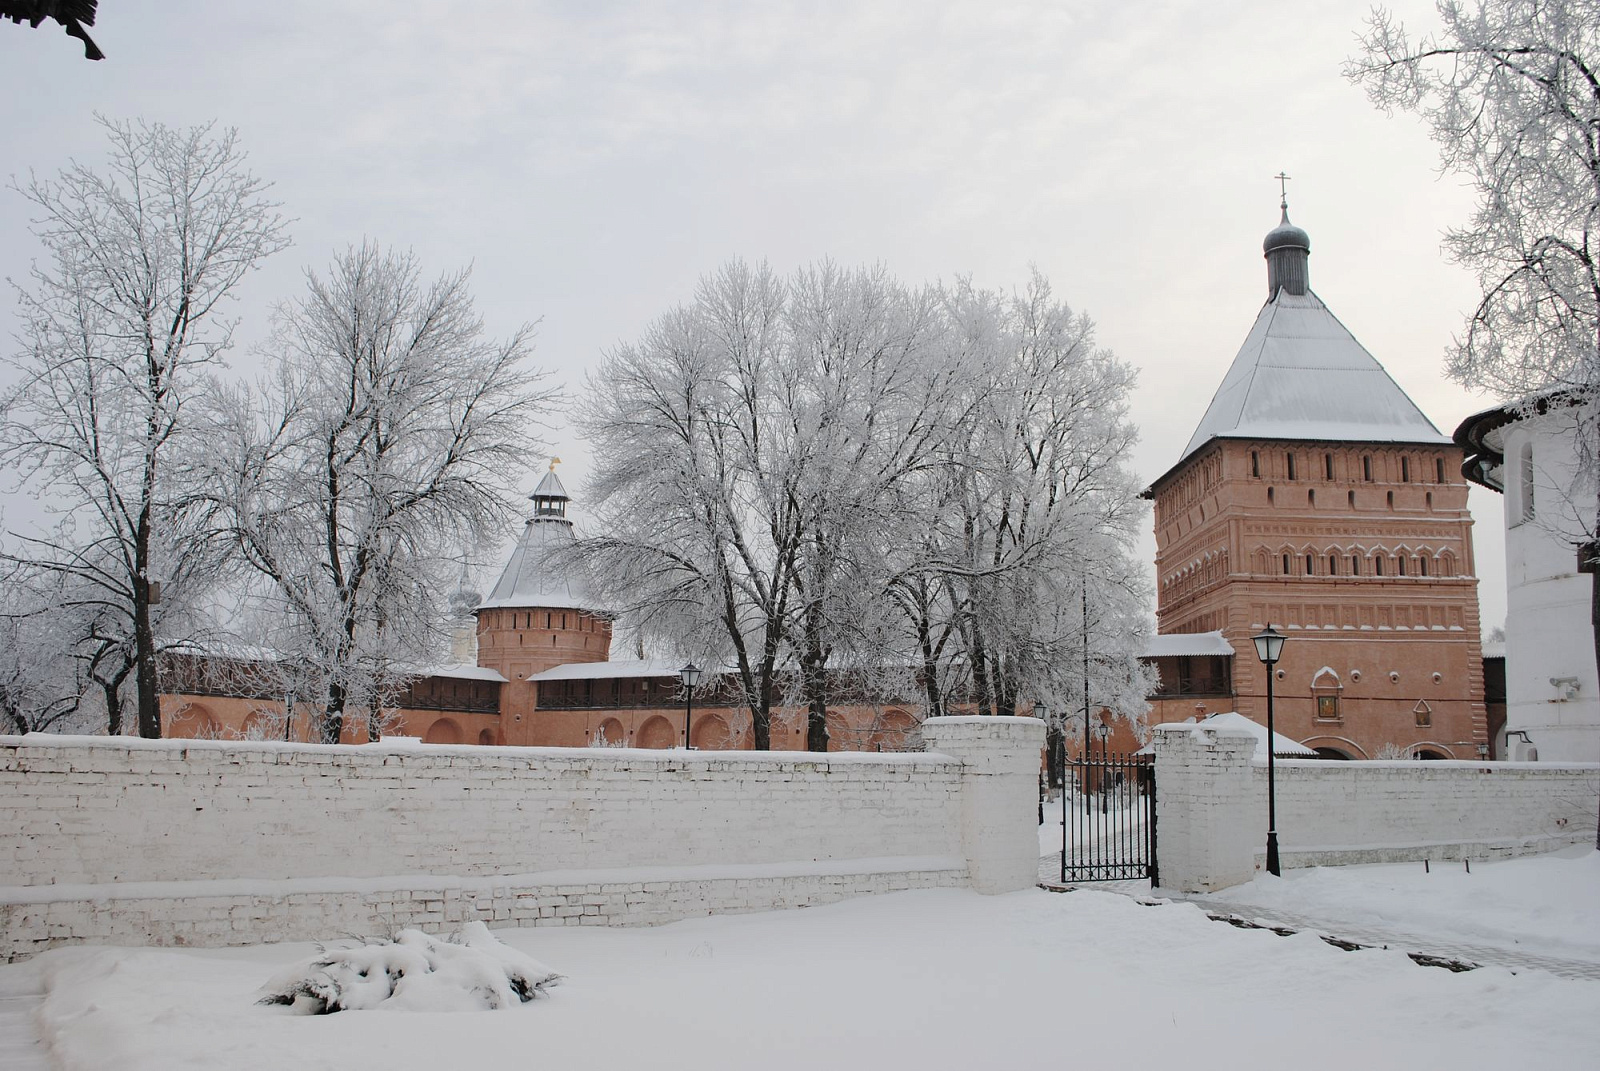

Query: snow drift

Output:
[257, 922, 562, 1013]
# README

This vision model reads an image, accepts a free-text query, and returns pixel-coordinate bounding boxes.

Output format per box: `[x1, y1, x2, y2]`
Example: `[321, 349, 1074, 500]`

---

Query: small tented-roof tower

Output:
[474, 462, 613, 724]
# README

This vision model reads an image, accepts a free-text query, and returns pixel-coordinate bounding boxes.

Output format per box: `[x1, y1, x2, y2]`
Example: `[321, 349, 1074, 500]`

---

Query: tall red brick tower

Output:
[1145, 204, 1488, 759]
[474, 466, 613, 744]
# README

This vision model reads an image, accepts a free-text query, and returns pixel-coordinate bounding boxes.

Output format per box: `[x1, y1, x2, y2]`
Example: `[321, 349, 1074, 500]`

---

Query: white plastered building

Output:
[1456, 393, 1599, 761]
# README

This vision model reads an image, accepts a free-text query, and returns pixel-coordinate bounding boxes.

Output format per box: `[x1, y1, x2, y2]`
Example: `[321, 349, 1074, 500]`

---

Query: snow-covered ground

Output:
[14, 872, 1599, 1070]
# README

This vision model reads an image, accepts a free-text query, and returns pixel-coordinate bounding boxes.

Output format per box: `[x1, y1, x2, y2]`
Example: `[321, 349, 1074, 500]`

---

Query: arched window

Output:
[1282, 553, 1291, 575]
[1362, 455, 1373, 481]
[1350, 555, 1360, 576]
[1268, 486, 1275, 505]
[1435, 457, 1445, 483]
[1348, 490, 1355, 508]
[1328, 555, 1338, 576]
[1386, 490, 1394, 510]
[1305, 554, 1314, 575]
[1519, 442, 1535, 522]
[1401, 456, 1411, 482]
[1251, 450, 1260, 477]
[1324, 453, 1334, 480]
[1308, 488, 1316, 506]
[1419, 557, 1429, 577]
[1287, 452, 1297, 480]
[1398, 556, 1407, 577]
[1375, 556, 1385, 577]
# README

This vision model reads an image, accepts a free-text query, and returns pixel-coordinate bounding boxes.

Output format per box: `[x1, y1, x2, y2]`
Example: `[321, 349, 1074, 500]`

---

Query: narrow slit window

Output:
[1282, 553, 1291, 575]
[1398, 557, 1407, 577]
[1328, 555, 1337, 576]
[1308, 488, 1315, 506]
[1287, 453, 1297, 480]
[1306, 554, 1314, 575]
[1387, 490, 1394, 510]
[1420, 557, 1429, 577]
[1251, 450, 1260, 478]
[1325, 453, 1334, 480]
[1401, 456, 1411, 482]
[1348, 490, 1355, 508]
[1375, 557, 1385, 577]
[1363, 456, 1372, 481]
[1435, 457, 1445, 483]
[1351, 556, 1360, 576]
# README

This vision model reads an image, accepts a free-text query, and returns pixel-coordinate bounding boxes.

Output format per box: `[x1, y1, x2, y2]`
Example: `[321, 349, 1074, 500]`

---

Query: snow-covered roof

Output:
[528, 659, 706, 682]
[1172, 289, 1448, 472]
[1145, 711, 1317, 758]
[479, 506, 604, 613]
[531, 468, 569, 500]
[1144, 631, 1235, 659]
[406, 663, 509, 683]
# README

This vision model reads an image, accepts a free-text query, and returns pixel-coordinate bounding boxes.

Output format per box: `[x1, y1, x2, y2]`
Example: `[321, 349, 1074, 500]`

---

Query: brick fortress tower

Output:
[473, 464, 613, 745]
[1144, 201, 1488, 759]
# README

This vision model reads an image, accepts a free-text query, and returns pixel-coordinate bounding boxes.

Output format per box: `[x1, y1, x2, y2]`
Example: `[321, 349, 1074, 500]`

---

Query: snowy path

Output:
[1037, 841, 1600, 981]
[1164, 892, 1600, 980]
[0, 962, 47, 1071]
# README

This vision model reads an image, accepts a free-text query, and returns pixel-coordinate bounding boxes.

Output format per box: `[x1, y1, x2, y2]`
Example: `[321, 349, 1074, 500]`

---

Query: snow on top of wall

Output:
[404, 663, 508, 683]
[528, 658, 696, 682]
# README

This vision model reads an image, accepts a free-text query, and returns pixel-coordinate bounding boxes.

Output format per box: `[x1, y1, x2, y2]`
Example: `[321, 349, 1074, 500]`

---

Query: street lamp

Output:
[679, 663, 702, 749]
[1251, 623, 1287, 876]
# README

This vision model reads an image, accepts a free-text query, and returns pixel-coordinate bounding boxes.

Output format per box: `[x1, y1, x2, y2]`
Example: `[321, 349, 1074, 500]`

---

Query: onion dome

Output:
[1263, 204, 1311, 299]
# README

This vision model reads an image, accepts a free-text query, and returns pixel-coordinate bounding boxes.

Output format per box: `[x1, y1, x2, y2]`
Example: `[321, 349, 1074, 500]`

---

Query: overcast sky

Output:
[0, 0, 1511, 633]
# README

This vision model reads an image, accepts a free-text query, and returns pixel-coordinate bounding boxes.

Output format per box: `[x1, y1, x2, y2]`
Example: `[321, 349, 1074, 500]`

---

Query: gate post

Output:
[924, 715, 1046, 894]
[1151, 724, 1257, 893]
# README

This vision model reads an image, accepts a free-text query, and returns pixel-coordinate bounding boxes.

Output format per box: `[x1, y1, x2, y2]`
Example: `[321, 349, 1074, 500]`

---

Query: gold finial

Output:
[550, 456, 562, 471]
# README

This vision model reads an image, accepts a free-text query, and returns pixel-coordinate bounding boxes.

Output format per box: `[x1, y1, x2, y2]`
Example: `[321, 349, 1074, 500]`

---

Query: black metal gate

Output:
[1058, 752, 1157, 884]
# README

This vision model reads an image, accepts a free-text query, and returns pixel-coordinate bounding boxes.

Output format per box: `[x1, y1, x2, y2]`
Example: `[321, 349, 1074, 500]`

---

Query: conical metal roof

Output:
[1175, 288, 1448, 468]
[478, 474, 603, 612]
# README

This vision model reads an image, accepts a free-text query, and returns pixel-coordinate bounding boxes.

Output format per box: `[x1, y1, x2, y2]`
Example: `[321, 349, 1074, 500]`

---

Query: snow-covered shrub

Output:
[257, 922, 562, 1014]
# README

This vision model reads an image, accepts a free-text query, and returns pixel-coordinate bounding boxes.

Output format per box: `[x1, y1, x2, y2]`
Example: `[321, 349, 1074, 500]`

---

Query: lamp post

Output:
[679, 663, 702, 749]
[283, 688, 296, 743]
[1252, 623, 1287, 877]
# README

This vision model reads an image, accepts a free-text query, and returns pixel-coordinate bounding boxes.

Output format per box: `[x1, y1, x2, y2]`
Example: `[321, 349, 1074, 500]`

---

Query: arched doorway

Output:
[477, 728, 496, 746]
[169, 703, 223, 739]
[1312, 746, 1352, 760]
[424, 718, 463, 744]
[823, 709, 854, 752]
[1413, 747, 1448, 760]
[240, 708, 282, 741]
[691, 713, 733, 750]
[635, 715, 676, 749]
[595, 717, 626, 747]
[868, 708, 920, 752]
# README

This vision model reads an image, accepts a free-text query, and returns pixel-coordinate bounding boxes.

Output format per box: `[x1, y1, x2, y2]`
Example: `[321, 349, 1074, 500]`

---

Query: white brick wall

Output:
[0, 717, 1042, 959]
[1154, 725, 1600, 892]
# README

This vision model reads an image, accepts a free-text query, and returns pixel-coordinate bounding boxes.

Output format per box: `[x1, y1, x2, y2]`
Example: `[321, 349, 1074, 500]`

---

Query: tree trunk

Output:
[799, 611, 830, 753]
[918, 621, 944, 718]
[102, 679, 122, 736]
[323, 679, 347, 744]
[133, 577, 161, 738]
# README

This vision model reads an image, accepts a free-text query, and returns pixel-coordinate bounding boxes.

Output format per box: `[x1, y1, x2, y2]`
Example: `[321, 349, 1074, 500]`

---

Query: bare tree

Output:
[576, 261, 801, 750]
[577, 260, 1151, 750]
[204, 243, 551, 743]
[1, 117, 289, 737]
